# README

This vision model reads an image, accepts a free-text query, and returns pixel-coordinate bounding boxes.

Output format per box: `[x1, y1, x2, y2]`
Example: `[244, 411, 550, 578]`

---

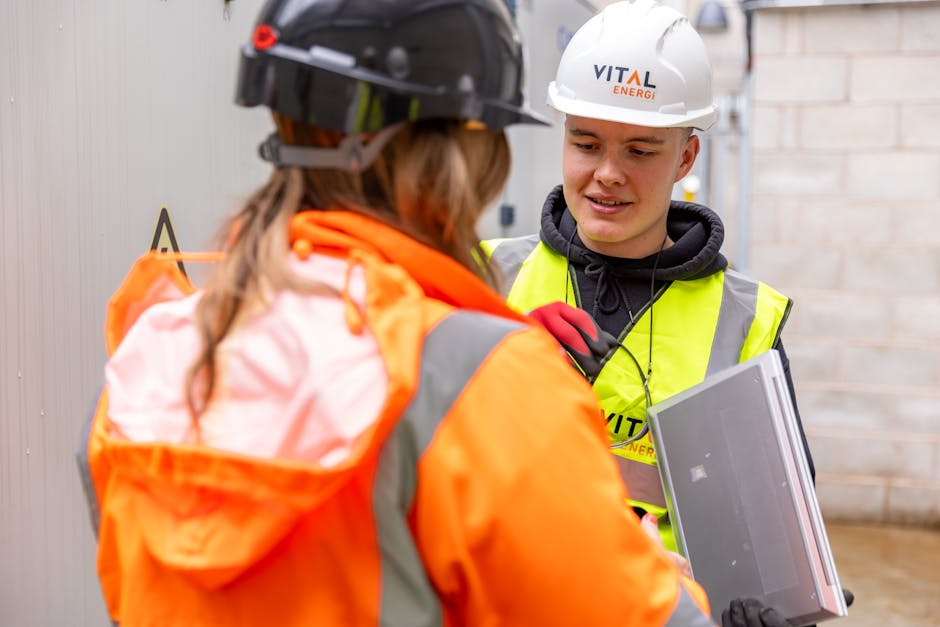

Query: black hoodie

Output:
[537, 184, 815, 479]
[540, 183, 727, 335]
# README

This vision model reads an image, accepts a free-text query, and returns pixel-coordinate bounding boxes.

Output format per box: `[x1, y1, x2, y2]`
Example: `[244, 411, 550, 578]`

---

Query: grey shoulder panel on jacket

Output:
[372, 310, 527, 627]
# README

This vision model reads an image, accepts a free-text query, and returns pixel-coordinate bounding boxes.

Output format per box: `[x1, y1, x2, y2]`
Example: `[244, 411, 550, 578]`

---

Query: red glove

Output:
[528, 302, 619, 378]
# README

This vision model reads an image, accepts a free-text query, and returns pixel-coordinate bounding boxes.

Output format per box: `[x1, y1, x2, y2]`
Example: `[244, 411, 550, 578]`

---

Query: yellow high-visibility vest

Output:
[483, 236, 792, 549]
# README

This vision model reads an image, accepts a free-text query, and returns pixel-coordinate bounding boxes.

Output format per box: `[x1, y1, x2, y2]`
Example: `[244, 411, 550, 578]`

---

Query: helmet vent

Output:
[386, 47, 410, 80]
[457, 74, 476, 94]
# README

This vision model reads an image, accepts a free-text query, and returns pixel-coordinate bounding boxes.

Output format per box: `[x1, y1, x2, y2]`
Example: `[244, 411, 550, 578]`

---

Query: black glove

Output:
[722, 598, 791, 627]
[722, 590, 852, 627]
[527, 302, 619, 378]
[843, 588, 855, 608]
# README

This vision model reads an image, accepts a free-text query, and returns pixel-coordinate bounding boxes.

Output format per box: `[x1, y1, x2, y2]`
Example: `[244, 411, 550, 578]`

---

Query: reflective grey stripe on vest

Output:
[373, 311, 524, 627]
[705, 269, 760, 377]
[489, 234, 539, 292]
[664, 586, 718, 627]
[613, 454, 668, 509]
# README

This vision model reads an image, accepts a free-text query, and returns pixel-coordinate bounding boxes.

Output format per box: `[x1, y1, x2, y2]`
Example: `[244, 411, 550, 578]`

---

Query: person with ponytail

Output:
[78, 1, 716, 625]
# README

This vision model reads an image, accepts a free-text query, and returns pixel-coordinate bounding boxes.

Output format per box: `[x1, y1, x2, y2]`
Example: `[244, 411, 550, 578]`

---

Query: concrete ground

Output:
[825, 522, 940, 627]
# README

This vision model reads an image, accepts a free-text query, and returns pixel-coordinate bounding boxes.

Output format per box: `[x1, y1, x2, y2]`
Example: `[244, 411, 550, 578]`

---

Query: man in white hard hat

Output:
[483, 1, 836, 624]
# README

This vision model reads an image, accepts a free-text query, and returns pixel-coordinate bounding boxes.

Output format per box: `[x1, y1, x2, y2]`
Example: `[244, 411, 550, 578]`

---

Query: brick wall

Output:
[748, 2, 940, 525]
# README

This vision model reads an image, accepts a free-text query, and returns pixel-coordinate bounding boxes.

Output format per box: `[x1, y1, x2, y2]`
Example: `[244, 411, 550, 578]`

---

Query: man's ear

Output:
[675, 132, 700, 182]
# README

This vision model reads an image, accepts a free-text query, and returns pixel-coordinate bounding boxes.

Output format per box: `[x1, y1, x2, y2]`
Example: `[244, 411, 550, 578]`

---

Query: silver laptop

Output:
[646, 350, 847, 626]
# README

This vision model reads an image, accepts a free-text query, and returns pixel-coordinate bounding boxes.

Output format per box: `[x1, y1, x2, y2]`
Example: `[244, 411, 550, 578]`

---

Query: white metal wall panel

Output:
[1, 1, 269, 624]
[0, 1, 602, 623]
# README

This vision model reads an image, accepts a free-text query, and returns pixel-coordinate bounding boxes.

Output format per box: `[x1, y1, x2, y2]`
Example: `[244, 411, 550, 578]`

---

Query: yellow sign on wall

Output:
[150, 206, 187, 276]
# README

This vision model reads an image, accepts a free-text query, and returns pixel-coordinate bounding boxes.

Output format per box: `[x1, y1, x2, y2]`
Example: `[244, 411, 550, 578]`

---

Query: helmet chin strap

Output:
[257, 123, 404, 173]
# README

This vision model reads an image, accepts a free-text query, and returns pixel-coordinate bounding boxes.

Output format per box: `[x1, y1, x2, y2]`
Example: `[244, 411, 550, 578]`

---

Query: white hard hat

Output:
[547, 0, 717, 131]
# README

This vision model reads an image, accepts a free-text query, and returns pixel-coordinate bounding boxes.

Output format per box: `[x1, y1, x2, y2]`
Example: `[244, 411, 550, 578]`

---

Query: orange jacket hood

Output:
[91, 210, 529, 592]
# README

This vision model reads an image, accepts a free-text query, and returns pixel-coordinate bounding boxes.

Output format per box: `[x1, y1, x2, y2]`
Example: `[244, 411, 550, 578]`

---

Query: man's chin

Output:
[579, 231, 632, 252]
[579, 223, 629, 244]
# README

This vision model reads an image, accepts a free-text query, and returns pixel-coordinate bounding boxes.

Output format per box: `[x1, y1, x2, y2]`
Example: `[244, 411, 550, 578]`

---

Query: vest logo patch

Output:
[606, 412, 644, 438]
[607, 412, 656, 459]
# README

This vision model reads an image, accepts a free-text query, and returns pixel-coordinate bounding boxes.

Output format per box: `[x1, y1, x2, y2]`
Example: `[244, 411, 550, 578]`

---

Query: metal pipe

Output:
[695, 111, 712, 206]
[734, 9, 755, 273]
[735, 82, 752, 273]
[711, 94, 732, 226]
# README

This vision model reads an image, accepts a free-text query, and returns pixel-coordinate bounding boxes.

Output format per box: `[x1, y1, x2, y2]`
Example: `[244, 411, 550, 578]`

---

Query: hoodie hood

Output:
[539, 184, 727, 281]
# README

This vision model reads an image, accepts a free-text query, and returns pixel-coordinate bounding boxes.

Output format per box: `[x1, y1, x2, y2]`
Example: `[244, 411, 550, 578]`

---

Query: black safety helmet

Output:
[236, 0, 548, 136]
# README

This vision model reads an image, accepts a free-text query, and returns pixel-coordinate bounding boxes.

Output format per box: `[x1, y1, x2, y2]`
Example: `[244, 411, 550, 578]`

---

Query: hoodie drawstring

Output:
[584, 260, 634, 321]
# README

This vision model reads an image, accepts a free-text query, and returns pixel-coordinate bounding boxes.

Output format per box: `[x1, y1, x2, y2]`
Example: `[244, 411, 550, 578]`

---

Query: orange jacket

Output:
[80, 210, 713, 626]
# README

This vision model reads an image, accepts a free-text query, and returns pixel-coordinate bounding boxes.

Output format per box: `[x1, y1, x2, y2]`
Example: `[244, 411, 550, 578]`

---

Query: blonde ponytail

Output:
[185, 117, 510, 424]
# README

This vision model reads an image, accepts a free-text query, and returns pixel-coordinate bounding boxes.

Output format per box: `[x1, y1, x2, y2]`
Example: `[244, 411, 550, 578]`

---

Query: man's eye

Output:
[574, 142, 597, 151]
[631, 149, 654, 157]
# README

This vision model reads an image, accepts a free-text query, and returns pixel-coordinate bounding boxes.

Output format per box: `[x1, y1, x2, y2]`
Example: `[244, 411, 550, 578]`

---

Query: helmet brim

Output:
[236, 43, 550, 132]
[547, 83, 717, 132]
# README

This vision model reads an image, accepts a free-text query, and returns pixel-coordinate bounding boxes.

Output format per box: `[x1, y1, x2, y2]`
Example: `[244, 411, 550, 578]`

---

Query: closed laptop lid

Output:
[647, 350, 847, 626]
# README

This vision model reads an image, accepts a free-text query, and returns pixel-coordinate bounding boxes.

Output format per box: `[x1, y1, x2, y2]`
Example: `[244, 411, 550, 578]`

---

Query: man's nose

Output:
[594, 153, 626, 186]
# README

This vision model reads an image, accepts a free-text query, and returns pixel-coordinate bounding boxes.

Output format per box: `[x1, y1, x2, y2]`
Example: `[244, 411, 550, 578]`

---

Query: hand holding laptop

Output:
[722, 588, 854, 627]
[640, 512, 692, 579]
[722, 598, 790, 627]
